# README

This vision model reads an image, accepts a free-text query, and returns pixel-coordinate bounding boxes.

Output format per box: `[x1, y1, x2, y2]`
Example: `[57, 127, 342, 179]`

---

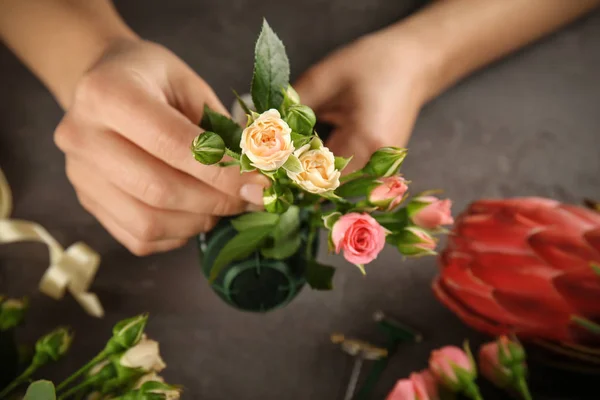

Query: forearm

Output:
[387, 0, 600, 102]
[0, 0, 138, 108]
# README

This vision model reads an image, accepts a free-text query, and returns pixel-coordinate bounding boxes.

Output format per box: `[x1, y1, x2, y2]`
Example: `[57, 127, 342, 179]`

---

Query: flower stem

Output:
[57, 378, 95, 400]
[516, 377, 532, 400]
[0, 364, 37, 398]
[463, 381, 484, 400]
[56, 351, 108, 392]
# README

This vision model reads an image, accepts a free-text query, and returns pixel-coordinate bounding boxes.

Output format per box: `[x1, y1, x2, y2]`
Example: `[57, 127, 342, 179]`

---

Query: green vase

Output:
[197, 211, 317, 313]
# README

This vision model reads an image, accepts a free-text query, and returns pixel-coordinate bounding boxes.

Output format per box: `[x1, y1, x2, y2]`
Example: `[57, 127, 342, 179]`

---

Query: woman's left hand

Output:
[294, 28, 432, 172]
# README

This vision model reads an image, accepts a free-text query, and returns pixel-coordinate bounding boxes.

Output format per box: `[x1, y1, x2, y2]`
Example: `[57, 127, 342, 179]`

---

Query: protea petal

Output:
[528, 228, 600, 271]
[561, 204, 600, 226]
[554, 269, 600, 317]
[455, 214, 536, 253]
[432, 277, 508, 337]
[583, 228, 600, 256]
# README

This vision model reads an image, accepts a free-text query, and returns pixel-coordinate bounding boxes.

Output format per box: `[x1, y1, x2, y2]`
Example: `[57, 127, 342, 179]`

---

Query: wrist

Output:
[51, 30, 141, 109]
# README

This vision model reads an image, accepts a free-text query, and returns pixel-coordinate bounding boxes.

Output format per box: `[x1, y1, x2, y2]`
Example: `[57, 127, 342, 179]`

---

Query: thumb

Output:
[170, 69, 230, 124]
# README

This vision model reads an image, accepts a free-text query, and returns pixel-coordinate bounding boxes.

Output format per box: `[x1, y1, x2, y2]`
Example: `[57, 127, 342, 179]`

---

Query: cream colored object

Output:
[0, 168, 104, 317]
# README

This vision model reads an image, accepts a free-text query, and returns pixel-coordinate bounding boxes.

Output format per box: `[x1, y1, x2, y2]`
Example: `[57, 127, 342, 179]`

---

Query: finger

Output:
[67, 159, 217, 242]
[77, 192, 188, 256]
[80, 76, 269, 205]
[169, 67, 230, 124]
[56, 118, 248, 216]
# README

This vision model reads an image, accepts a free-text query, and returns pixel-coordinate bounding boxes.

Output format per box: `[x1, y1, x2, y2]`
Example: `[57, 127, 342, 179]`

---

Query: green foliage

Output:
[199, 105, 243, 154]
[306, 261, 335, 290]
[24, 380, 56, 400]
[251, 20, 290, 113]
[231, 212, 280, 231]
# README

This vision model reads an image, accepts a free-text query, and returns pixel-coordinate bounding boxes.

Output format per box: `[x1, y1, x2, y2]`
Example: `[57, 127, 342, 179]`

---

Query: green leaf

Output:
[273, 206, 301, 241]
[282, 154, 303, 173]
[322, 211, 341, 230]
[334, 156, 353, 172]
[251, 19, 290, 113]
[200, 105, 243, 153]
[291, 132, 312, 149]
[375, 208, 410, 233]
[24, 381, 56, 400]
[231, 212, 280, 231]
[261, 234, 302, 260]
[232, 89, 254, 118]
[209, 227, 273, 282]
[335, 177, 378, 198]
[240, 154, 256, 172]
[306, 261, 335, 290]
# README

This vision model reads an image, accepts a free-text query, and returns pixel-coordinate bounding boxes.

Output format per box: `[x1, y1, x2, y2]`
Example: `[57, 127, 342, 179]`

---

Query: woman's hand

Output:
[55, 39, 269, 255]
[294, 30, 430, 172]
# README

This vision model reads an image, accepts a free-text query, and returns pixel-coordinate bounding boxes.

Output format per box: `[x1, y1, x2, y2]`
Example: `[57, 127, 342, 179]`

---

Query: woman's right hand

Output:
[55, 39, 269, 256]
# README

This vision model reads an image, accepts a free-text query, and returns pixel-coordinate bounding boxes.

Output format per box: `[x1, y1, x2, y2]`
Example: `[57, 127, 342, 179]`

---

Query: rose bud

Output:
[241, 109, 295, 171]
[368, 176, 408, 211]
[386, 370, 439, 400]
[363, 147, 407, 178]
[282, 84, 301, 110]
[395, 227, 437, 257]
[284, 104, 316, 135]
[0, 297, 28, 331]
[479, 336, 532, 400]
[408, 196, 454, 229]
[429, 344, 483, 400]
[263, 185, 293, 214]
[119, 335, 166, 373]
[105, 314, 148, 354]
[134, 372, 165, 388]
[119, 381, 182, 400]
[331, 213, 388, 271]
[287, 143, 341, 194]
[191, 131, 226, 165]
[32, 327, 73, 366]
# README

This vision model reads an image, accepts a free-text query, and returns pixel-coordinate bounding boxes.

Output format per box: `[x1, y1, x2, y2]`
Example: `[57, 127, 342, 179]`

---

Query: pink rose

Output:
[429, 346, 474, 390]
[411, 196, 454, 229]
[331, 213, 387, 268]
[386, 371, 439, 400]
[396, 227, 437, 257]
[479, 338, 510, 388]
[369, 176, 408, 211]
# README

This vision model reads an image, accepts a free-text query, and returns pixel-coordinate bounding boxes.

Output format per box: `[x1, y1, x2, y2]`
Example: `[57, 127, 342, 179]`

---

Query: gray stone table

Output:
[1, 1, 599, 399]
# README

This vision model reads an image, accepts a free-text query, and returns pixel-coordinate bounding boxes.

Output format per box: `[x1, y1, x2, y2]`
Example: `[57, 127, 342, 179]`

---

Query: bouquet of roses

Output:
[191, 20, 453, 289]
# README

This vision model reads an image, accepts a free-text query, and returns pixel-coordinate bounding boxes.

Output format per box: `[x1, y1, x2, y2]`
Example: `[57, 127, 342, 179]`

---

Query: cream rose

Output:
[287, 144, 340, 194]
[240, 109, 294, 171]
[120, 335, 166, 372]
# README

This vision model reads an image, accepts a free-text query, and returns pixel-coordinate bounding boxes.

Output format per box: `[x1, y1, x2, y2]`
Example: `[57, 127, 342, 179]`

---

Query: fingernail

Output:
[240, 184, 265, 206]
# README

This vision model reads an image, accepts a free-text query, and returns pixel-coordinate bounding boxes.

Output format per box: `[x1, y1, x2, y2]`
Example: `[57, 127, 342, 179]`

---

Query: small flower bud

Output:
[282, 84, 301, 111]
[105, 314, 148, 354]
[284, 105, 316, 135]
[479, 336, 532, 400]
[368, 176, 408, 211]
[408, 196, 454, 230]
[0, 297, 28, 331]
[119, 335, 166, 373]
[363, 147, 407, 178]
[32, 327, 73, 366]
[263, 185, 293, 214]
[191, 131, 226, 165]
[429, 343, 482, 400]
[395, 227, 437, 257]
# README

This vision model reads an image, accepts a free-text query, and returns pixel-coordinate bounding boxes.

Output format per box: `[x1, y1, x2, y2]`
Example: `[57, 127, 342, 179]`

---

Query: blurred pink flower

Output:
[411, 196, 454, 229]
[369, 176, 408, 211]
